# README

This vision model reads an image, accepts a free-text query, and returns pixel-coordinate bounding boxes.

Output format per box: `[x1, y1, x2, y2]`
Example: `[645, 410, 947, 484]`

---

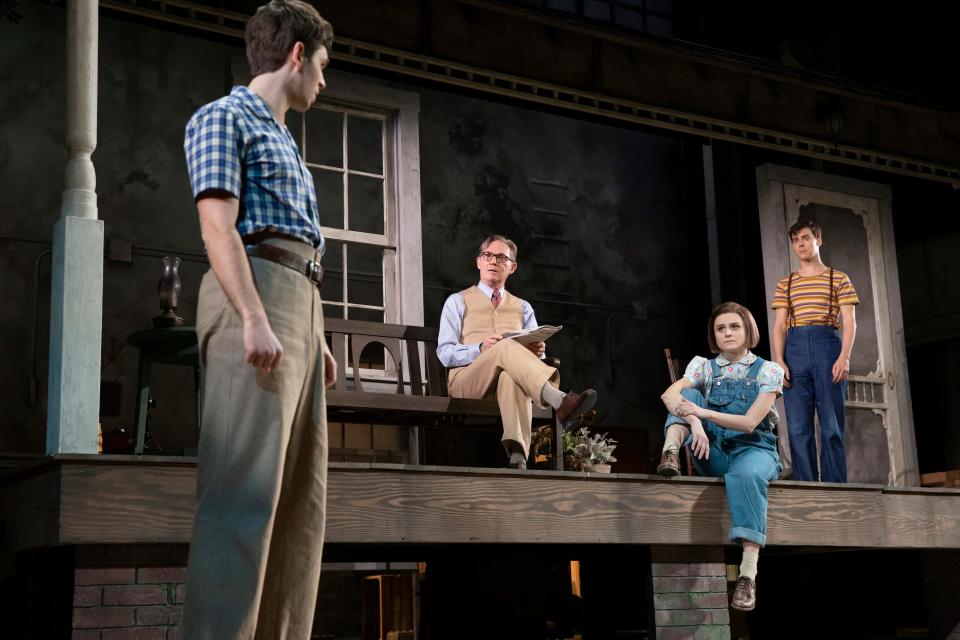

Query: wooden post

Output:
[47, 0, 103, 454]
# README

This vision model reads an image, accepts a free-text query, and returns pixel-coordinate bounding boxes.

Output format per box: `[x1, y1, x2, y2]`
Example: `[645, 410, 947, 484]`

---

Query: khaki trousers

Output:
[448, 339, 559, 456]
[183, 239, 328, 640]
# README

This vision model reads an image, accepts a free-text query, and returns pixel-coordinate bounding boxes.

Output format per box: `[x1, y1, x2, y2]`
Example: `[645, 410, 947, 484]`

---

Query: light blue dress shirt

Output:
[436, 282, 538, 368]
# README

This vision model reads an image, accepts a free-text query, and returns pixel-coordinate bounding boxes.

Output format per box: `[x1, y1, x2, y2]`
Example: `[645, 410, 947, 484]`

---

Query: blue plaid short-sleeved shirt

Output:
[184, 86, 324, 250]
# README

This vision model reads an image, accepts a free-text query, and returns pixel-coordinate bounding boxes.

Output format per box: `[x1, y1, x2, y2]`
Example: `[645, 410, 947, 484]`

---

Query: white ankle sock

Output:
[739, 546, 759, 580]
[662, 433, 683, 454]
[540, 383, 566, 409]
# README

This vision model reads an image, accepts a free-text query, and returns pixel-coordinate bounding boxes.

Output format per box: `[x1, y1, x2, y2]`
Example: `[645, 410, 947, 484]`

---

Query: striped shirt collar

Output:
[793, 268, 832, 278]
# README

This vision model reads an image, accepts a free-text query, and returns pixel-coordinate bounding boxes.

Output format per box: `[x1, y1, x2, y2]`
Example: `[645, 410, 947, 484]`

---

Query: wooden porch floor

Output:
[2, 455, 959, 552]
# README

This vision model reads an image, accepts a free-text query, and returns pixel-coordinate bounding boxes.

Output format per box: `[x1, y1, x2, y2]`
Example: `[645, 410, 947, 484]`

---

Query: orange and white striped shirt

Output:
[771, 269, 859, 328]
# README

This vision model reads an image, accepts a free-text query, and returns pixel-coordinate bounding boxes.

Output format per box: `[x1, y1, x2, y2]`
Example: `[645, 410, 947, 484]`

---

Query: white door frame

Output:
[756, 164, 918, 487]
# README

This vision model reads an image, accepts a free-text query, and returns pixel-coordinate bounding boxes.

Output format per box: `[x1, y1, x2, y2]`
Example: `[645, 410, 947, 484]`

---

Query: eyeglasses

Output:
[478, 251, 514, 264]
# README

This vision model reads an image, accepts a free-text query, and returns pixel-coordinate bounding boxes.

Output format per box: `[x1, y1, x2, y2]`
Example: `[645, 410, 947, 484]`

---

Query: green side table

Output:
[126, 327, 202, 455]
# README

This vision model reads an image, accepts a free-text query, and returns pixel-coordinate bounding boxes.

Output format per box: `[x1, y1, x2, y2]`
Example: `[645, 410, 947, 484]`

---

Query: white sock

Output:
[540, 382, 566, 409]
[662, 433, 683, 454]
[509, 451, 526, 465]
[739, 546, 759, 580]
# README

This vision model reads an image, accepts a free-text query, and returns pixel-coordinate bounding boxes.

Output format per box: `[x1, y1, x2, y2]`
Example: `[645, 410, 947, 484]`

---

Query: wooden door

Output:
[757, 165, 917, 486]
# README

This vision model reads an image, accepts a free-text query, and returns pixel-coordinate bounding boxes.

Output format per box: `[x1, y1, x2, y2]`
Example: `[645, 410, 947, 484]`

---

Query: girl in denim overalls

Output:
[657, 302, 785, 612]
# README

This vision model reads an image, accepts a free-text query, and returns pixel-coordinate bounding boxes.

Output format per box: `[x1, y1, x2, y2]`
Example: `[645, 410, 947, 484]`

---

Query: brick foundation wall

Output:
[72, 566, 185, 640]
[651, 546, 730, 640]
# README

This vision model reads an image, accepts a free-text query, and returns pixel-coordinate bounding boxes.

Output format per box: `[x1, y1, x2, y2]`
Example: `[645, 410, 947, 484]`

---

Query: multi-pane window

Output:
[226, 61, 423, 380]
[282, 76, 423, 381]
[287, 104, 393, 324]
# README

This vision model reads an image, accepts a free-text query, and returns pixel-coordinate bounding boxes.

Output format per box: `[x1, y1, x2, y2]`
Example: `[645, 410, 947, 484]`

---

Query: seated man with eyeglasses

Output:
[437, 234, 597, 469]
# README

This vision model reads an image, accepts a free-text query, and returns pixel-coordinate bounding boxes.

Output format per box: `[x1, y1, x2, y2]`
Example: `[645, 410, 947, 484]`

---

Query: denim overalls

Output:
[783, 325, 846, 483]
[664, 357, 782, 546]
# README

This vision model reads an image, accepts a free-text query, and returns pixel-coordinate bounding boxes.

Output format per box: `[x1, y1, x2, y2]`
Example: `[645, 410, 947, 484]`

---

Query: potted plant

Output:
[566, 426, 618, 473]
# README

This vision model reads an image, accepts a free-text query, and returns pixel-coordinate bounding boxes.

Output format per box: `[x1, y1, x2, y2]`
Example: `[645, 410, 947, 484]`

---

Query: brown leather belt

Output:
[246, 243, 324, 288]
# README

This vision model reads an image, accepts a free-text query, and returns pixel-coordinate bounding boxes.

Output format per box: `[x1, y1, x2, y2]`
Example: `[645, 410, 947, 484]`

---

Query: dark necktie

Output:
[491, 289, 501, 307]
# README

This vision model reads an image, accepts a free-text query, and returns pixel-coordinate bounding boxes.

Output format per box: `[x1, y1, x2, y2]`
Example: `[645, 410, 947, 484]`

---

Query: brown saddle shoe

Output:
[656, 448, 681, 477]
[556, 389, 597, 428]
[730, 576, 756, 611]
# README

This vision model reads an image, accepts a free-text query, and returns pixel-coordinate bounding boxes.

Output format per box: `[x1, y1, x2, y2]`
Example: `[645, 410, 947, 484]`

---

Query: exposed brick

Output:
[668, 609, 711, 626]
[653, 577, 711, 593]
[72, 631, 101, 640]
[73, 606, 136, 629]
[651, 546, 724, 563]
[104, 585, 168, 606]
[688, 563, 726, 577]
[173, 585, 186, 604]
[102, 628, 167, 640]
[656, 626, 697, 640]
[712, 609, 730, 624]
[655, 610, 673, 627]
[136, 605, 183, 627]
[691, 592, 728, 609]
[75, 568, 136, 586]
[693, 625, 731, 640]
[136, 568, 187, 584]
[75, 586, 103, 607]
[653, 593, 691, 610]
[652, 563, 689, 577]
[166, 626, 182, 640]
[708, 577, 728, 592]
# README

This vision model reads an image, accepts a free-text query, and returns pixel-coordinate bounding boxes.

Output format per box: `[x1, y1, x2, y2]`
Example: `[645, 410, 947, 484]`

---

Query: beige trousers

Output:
[448, 339, 559, 456]
[183, 239, 328, 640]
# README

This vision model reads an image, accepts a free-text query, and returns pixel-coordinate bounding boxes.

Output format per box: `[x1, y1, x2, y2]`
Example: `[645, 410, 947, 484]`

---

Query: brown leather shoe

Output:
[657, 449, 681, 477]
[556, 389, 597, 427]
[730, 576, 756, 611]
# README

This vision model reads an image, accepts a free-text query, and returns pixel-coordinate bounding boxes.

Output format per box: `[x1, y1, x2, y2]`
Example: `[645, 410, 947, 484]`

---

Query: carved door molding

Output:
[757, 165, 917, 486]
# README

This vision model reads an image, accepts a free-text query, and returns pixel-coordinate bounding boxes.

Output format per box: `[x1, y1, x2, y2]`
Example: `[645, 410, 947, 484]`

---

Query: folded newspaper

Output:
[501, 325, 562, 345]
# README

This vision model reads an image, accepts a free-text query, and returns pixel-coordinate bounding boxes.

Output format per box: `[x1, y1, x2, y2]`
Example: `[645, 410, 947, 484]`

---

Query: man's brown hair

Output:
[245, 1, 334, 77]
[788, 219, 822, 241]
[706, 301, 760, 354]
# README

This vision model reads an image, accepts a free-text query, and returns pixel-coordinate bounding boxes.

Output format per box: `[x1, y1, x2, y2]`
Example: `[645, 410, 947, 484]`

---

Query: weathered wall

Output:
[4, 3, 954, 472]
[417, 87, 704, 429]
[0, 3, 235, 453]
[0, 3, 708, 459]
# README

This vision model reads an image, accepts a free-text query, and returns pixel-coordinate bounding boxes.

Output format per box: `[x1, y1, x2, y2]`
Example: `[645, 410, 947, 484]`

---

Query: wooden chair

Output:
[663, 348, 695, 476]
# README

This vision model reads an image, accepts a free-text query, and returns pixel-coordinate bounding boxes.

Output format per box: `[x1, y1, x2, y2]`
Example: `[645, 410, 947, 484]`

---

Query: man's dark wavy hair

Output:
[245, 0, 333, 77]
[788, 219, 822, 241]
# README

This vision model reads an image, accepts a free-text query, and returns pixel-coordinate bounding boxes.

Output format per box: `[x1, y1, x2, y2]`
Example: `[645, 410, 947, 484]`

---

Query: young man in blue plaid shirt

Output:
[182, 2, 336, 637]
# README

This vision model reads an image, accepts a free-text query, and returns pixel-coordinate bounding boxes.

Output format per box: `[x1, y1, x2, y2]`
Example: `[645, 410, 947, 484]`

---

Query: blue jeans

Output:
[783, 325, 847, 482]
[665, 388, 782, 546]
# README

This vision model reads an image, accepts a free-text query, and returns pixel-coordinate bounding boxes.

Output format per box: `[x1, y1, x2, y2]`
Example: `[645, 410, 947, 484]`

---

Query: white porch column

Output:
[46, 0, 103, 454]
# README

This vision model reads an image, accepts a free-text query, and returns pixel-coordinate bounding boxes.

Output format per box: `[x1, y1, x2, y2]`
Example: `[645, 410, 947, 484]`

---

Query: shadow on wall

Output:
[419, 86, 704, 435]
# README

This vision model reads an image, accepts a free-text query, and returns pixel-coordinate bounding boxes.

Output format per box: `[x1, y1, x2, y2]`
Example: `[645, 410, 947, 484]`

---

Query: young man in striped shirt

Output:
[771, 220, 859, 482]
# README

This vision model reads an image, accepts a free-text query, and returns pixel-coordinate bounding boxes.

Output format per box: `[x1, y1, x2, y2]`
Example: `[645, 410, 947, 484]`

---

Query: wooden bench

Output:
[324, 318, 563, 470]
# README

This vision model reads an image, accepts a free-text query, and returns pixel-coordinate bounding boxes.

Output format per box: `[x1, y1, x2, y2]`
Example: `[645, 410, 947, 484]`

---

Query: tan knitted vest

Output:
[447, 286, 524, 383]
